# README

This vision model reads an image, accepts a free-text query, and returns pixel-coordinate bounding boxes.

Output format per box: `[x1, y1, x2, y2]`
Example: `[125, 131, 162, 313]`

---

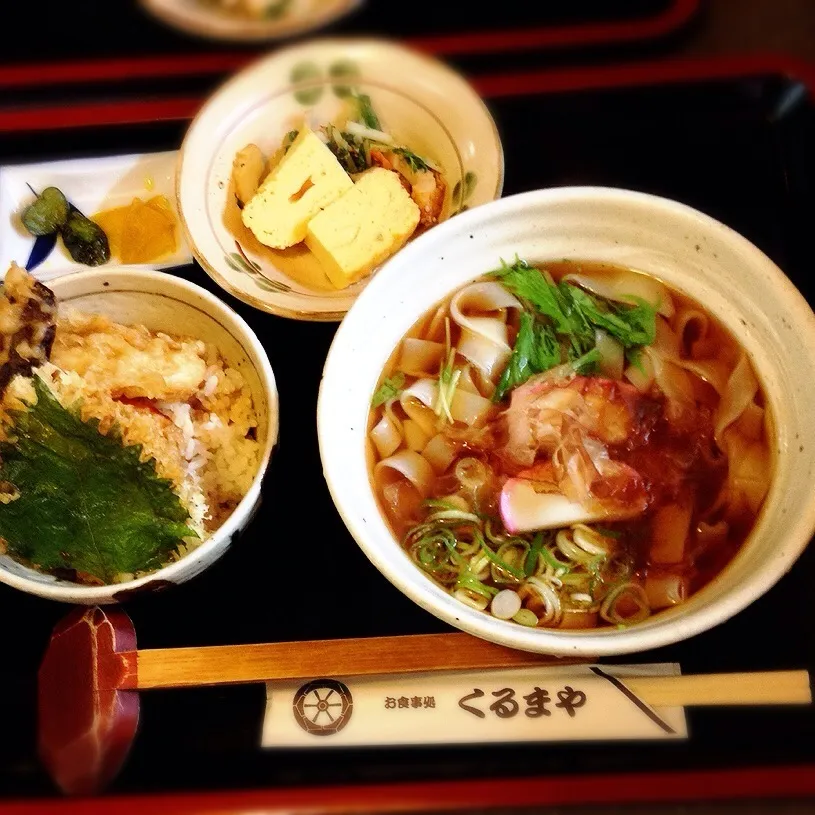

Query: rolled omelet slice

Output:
[305, 167, 421, 290]
[241, 127, 353, 249]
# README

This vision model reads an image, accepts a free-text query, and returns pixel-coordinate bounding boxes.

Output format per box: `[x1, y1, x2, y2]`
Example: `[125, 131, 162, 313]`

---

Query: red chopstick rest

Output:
[38, 606, 139, 796]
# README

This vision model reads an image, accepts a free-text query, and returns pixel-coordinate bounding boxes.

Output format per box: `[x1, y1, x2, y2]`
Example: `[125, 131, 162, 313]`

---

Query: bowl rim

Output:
[138, 0, 364, 43]
[0, 266, 279, 602]
[318, 184, 815, 655]
[175, 35, 505, 321]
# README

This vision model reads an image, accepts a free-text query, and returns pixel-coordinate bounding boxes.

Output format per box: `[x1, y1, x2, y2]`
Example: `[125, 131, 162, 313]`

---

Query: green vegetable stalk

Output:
[352, 91, 381, 131]
[491, 258, 658, 399]
[392, 147, 435, 174]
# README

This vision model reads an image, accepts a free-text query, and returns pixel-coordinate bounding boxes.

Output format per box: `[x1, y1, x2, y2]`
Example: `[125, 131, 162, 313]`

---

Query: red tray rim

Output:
[0, 0, 700, 89]
[4, 763, 815, 813]
[3, 50, 815, 811]
[0, 52, 813, 134]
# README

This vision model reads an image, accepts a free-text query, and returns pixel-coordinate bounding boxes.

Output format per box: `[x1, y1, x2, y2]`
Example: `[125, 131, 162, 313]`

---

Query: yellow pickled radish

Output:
[91, 196, 177, 264]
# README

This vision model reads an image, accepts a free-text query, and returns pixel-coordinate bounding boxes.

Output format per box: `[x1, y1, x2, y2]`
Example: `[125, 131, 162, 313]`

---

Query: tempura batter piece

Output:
[51, 311, 207, 402]
[0, 263, 57, 396]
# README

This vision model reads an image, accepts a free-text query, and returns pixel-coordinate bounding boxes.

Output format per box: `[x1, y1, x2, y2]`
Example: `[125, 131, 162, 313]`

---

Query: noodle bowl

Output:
[318, 187, 815, 656]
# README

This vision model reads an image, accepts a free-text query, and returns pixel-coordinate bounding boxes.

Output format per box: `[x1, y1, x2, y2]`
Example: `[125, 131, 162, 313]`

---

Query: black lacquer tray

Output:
[1, 57, 814, 810]
[0, 0, 700, 105]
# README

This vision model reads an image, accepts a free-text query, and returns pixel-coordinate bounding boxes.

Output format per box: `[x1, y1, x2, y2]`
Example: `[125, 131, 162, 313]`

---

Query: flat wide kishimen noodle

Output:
[367, 258, 773, 630]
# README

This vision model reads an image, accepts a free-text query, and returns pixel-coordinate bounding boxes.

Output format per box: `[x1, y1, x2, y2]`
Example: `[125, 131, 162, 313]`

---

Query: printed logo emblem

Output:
[292, 679, 353, 735]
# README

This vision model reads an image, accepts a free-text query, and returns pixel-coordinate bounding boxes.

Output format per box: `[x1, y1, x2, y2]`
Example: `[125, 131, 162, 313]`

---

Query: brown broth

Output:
[368, 260, 774, 629]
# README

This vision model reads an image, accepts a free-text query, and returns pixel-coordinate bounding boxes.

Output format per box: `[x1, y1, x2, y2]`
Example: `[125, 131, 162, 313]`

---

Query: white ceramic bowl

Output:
[139, 0, 363, 42]
[177, 37, 503, 321]
[0, 268, 279, 604]
[318, 186, 815, 656]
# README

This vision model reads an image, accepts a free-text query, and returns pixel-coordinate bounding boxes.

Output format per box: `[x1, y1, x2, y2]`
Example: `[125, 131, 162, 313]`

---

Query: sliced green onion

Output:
[512, 608, 539, 627]
[478, 536, 526, 581]
[572, 525, 613, 557]
[410, 538, 459, 583]
[539, 543, 571, 573]
[469, 553, 491, 577]
[559, 572, 592, 588]
[483, 517, 506, 545]
[524, 576, 563, 626]
[496, 539, 529, 573]
[524, 531, 544, 576]
[453, 588, 489, 611]
[423, 497, 467, 512]
[599, 581, 650, 625]
[457, 571, 498, 598]
[555, 530, 599, 565]
[491, 589, 522, 620]
[426, 508, 481, 525]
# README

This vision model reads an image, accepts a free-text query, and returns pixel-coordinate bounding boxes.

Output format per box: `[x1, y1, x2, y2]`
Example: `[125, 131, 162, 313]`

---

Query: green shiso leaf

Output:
[0, 376, 196, 583]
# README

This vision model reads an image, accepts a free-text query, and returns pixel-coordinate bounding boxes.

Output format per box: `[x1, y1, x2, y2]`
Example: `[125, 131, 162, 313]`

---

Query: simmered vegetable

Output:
[232, 144, 266, 208]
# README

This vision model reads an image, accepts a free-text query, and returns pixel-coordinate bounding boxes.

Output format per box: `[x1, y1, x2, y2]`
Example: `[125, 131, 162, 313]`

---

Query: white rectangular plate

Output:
[0, 150, 190, 282]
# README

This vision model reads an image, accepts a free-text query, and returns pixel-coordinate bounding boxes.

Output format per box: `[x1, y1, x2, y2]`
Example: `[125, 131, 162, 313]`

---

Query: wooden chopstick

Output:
[624, 670, 812, 707]
[125, 632, 585, 689]
[121, 630, 813, 708]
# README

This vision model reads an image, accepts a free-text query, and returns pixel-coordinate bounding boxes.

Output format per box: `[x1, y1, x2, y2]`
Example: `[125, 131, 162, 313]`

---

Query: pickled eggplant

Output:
[20, 187, 110, 267]
[60, 211, 110, 266]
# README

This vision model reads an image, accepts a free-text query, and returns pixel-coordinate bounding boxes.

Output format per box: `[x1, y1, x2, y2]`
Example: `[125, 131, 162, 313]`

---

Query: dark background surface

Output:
[0, 70, 813, 801]
[0, 0, 701, 108]
[2, 0, 681, 62]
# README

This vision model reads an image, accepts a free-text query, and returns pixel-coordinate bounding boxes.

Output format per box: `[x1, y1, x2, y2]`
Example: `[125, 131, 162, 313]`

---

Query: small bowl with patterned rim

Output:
[139, 0, 364, 42]
[176, 37, 504, 321]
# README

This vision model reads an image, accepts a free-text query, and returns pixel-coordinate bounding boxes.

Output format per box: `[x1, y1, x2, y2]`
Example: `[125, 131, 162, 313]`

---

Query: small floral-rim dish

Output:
[139, 0, 364, 42]
[176, 37, 504, 321]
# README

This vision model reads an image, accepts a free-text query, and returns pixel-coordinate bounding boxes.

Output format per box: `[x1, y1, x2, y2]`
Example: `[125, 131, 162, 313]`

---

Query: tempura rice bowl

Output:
[318, 186, 815, 656]
[0, 267, 278, 604]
